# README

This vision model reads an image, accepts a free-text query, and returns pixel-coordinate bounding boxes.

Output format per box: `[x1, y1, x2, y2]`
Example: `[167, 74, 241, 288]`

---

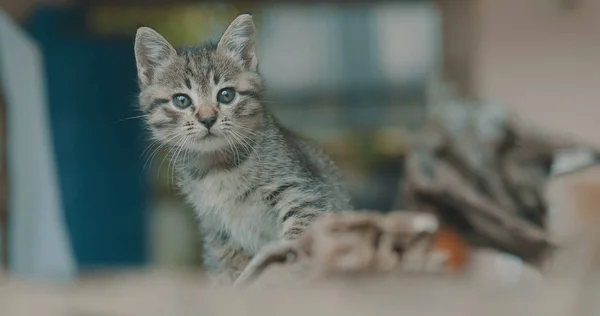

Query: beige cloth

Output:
[235, 211, 450, 287]
[402, 98, 569, 264]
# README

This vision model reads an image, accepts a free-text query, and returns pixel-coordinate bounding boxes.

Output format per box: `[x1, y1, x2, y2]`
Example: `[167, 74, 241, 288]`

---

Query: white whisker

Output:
[142, 133, 182, 176]
[158, 134, 185, 183]
[115, 114, 151, 124]
[228, 128, 264, 171]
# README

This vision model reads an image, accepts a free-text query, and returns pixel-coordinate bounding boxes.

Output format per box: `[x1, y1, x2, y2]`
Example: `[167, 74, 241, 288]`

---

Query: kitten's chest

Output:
[182, 172, 278, 253]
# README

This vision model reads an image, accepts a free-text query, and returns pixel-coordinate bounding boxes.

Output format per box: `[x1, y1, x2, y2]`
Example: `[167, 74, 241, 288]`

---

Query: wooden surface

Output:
[0, 269, 591, 316]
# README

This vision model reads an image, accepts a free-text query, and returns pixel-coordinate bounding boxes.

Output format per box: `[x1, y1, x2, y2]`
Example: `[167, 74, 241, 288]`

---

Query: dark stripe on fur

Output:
[238, 90, 260, 100]
[284, 227, 304, 238]
[265, 183, 297, 207]
[188, 165, 208, 180]
[164, 108, 180, 121]
[184, 78, 192, 89]
[245, 107, 260, 117]
[221, 150, 250, 170]
[183, 53, 196, 78]
[298, 213, 317, 221]
[208, 147, 251, 172]
[217, 229, 230, 242]
[238, 187, 257, 202]
[185, 68, 194, 78]
[184, 53, 191, 67]
[232, 99, 250, 117]
[151, 121, 172, 129]
[148, 98, 170, 112]
[281, 200, 313, 223]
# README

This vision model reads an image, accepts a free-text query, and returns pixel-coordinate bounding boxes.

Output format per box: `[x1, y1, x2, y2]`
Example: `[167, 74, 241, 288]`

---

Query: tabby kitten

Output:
[134, 14, 352, 282]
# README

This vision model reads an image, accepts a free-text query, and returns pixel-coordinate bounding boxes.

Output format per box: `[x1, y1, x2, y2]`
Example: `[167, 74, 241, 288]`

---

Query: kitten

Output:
[134, 14, 352, 282]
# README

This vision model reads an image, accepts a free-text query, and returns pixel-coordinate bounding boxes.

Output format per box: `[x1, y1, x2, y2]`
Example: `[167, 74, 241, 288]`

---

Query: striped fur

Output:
[134, 14, 352, 282]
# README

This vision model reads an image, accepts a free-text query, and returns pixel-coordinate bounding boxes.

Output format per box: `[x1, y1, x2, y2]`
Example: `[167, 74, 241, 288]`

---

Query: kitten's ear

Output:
[217, 14, 258, 71]
[134, 27, 176, 87]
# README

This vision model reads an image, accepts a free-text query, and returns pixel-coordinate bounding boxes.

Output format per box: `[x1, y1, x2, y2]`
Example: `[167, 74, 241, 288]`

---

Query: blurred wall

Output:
[475, 0, 600, 147]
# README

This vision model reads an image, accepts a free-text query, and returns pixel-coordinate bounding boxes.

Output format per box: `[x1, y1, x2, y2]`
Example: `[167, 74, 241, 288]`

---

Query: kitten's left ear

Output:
[134, 27, 176, 87]
[218, 14, 258, 71]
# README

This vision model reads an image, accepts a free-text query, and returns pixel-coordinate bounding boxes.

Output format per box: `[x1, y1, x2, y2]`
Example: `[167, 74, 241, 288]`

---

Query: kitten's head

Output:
[134, 14, 263, 153]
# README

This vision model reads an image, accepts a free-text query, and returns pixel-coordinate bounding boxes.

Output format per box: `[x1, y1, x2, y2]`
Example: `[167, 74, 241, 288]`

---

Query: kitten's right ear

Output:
[218, 14, 258, 71]
[134, 27, 176, 87]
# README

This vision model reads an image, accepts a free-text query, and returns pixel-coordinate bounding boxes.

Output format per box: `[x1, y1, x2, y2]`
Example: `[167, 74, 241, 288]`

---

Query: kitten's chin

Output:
[188, 134, 230, 153]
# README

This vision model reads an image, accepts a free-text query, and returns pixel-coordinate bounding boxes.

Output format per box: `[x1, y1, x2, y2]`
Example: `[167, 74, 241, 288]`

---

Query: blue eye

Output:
[217, 88, 236, 104]
[172, 94, 192, 109]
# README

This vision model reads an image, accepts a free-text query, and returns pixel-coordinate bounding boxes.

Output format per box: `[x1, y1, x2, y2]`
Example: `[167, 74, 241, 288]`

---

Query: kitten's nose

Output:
[197, 106, 217, 129]
[200, 115, 217, 129]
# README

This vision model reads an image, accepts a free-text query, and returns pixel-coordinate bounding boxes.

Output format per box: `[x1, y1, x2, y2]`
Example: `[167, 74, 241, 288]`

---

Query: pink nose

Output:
[196, 106, 217, 128]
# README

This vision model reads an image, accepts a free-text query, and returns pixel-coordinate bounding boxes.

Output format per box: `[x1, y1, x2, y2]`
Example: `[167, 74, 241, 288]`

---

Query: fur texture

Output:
[134, 14, 352, 282]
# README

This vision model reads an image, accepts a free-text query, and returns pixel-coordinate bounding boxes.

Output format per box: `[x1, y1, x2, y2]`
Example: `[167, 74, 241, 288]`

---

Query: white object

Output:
[468, 248, 544, 286]
[0, 9, 76, 281]
[550, 147, 597, 177]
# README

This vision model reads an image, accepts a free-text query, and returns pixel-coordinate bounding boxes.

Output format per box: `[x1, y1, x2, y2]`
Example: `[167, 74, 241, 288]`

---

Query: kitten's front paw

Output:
[234, 241, 299, 287]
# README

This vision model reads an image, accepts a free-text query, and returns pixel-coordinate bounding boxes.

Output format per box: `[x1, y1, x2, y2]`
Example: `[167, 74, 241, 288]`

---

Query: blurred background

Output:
[0, 0, 599, 282]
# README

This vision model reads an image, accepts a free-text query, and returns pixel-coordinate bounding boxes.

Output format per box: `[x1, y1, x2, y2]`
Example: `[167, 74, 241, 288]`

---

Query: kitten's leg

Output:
[234, 240, 298, 287]
[277, 203, 326, 240]
[202, 228, 253, 284]
[268, 180, 339, 240]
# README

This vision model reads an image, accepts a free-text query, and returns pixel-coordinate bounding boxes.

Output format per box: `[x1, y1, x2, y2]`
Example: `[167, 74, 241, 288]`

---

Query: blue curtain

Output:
[24, 7, 148, 268]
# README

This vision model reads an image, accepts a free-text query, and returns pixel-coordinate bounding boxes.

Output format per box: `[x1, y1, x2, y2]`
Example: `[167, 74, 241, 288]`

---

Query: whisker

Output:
[170, 135, 189, 189]
[151, 130, 196, 183]
[223, 133, 240, 167]
[142, 133, 183, 176]
[140, 140, 160, 162]
[138, 140, 163, 183]
[114, 114, 150, 124]
[228, 129, 264, 171]
[157, 136, 183, 183]
[228, 131, 250, 160]
[182, 136, 193, 179]
[230, 123, 275, 141]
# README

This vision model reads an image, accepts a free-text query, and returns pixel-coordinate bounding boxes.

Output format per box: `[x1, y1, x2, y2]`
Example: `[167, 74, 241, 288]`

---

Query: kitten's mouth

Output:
[186, 130, 230, 153]
[204, 132, 217, 139]
[193, 131, 220, 142]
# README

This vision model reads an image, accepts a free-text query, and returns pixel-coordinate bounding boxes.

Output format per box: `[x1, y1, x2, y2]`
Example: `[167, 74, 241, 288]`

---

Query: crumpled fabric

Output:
[234, 211, 451, 287]
[402, 94, 574, 265]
